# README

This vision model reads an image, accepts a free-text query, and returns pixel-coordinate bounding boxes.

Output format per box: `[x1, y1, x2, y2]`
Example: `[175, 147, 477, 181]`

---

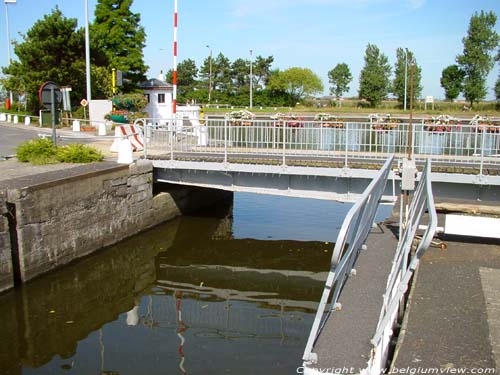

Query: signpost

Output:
[80, 98, 89, 121]
[38, 81, 61, 146]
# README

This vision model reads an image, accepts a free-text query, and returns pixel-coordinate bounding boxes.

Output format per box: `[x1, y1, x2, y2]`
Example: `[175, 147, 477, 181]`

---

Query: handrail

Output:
[371, 158, 437, 346]
[302, 155, 395, 364]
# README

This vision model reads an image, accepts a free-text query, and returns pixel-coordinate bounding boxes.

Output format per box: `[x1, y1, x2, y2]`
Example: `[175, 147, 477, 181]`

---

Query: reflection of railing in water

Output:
[142, 118, 500, 167]
[302, 156, 394, 364]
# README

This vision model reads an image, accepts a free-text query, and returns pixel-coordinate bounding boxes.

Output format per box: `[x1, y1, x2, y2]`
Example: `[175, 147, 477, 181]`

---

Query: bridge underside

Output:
[152, 160, 500, 203]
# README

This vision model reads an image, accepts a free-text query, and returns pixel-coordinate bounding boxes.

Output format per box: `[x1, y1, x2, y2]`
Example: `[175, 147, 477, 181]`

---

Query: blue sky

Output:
[1, 0, 500, 100]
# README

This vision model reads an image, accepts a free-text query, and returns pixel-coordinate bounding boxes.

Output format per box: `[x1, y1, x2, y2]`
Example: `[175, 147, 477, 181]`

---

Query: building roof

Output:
[138, 78, 173, 90]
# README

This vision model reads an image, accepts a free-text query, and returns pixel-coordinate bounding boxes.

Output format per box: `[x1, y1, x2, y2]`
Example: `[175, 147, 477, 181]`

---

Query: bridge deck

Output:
[309, 221, 399, 370]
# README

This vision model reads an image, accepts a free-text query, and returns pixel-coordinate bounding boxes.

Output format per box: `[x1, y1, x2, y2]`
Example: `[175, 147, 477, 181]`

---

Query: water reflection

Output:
[0, 193, 387, 374]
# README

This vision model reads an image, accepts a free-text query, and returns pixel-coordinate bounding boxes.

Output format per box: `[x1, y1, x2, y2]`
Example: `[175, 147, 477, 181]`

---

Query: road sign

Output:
[38, 81, 61, 110]
[80, 99, 88, 107]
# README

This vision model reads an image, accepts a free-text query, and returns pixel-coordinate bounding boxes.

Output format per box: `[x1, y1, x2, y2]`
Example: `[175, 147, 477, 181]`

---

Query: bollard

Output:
[98, 122, 107, 136]
[7, 114, 12, 122]
[72, 120, 80, 132]
[13, 115, 18, 124]
[0, 113, 5, 121]
[24, 116, 31, 125]
[117, 138, 134, 164]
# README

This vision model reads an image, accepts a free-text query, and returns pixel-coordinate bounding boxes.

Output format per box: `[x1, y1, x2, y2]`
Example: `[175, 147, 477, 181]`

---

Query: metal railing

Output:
[142, 118, 500, 168]
[301, 155, 395, 364]
[371, 158, 437, 347]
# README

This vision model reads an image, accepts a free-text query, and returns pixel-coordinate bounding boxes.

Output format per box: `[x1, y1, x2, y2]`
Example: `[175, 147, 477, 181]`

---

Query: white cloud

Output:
[406, 0, 425, 9]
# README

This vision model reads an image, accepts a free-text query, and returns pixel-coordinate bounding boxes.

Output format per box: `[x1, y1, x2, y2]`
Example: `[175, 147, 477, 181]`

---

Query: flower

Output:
[471, 115, 500, 133]
[224, 110, 255, 126]
[370, 114, 399, 131]
[314, 113, 344, 129]
[423, 115, 458, 132]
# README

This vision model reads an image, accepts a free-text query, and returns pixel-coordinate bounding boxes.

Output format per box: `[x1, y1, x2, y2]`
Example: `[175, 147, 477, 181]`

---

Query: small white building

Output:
[138, 77, 201, 128]
[138, 78, 173, 125]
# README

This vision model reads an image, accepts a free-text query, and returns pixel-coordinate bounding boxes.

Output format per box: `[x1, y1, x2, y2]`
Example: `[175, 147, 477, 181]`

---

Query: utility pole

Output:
[206, 45, 212, 104]
[403, 48, 408, 111]
[4, 0, 16, 105]
[84, 0, 92, 105]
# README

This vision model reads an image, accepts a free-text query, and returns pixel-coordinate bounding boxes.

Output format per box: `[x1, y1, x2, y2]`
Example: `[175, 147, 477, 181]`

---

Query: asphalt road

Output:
[0, 122, 103, 158]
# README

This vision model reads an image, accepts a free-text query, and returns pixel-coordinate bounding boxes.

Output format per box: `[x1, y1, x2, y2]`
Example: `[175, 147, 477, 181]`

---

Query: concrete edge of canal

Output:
[0, 159, 230, 292]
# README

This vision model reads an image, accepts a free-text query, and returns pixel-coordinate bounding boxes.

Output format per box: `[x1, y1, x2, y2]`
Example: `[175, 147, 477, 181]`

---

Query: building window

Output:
[158, 93, 165, 103]
[144, 94, 150, 103]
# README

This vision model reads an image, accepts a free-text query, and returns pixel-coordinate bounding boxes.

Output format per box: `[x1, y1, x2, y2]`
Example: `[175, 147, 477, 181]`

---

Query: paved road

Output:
[0, 122, 114, 159]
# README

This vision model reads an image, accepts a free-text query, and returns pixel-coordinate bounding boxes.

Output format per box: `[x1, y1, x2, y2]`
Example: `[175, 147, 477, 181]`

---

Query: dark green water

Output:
[0, 192, 391, 375]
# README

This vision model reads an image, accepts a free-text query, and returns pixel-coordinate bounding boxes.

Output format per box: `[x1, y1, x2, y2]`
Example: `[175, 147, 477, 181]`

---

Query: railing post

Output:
[344, 122, 349, 167]
[143, 122, 148, 159]
[170, 119, 174, 161]
[224, 118, 228, 164]
[282, 120, 286, 166]
[479, 128, 485, 178]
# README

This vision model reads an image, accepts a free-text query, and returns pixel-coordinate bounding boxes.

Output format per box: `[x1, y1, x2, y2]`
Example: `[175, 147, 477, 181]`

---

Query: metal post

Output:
[407, 62, 415, 160]
[84, 0, 92, 105]
[224, 118, 228, 163]
[4, 0, 16, 104]
[172, 0, 178, 117]
[206, 45, 212, 104]
[50, 87, 57, 147]
[403, 48, 408, 111]
[249, 49, 253, 109]
[344, 122, 349, 167]
[282, 121, 286, 166]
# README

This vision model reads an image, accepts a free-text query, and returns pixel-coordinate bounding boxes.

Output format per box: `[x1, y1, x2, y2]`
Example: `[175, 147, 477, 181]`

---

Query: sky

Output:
[1, 0, 500, 100]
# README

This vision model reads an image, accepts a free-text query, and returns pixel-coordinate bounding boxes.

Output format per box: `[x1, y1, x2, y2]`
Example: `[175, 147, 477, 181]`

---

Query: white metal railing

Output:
[371, 158, 437, 347]
[301, 155, 395, 364]
[142, 118, 500, 169]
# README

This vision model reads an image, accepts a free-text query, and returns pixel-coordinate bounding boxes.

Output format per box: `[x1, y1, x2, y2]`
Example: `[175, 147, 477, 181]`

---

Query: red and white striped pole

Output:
[172, 0, 178, 118]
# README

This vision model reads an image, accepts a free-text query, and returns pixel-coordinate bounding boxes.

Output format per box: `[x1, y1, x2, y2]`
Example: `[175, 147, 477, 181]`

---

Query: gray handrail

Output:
[302, 155, 395, 364]
[371, 158, 437, 346]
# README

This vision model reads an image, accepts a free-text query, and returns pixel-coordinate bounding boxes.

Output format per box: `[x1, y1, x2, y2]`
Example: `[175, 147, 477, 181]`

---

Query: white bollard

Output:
[72, 120, 80, 132]
[13, 115, 18, 124]
[7, 114, 12, 122]
[117, 138, 134, 164]
[24, 116, 31, 125]
[0, 113, 5, 121]
[98, 122, 107, 136]
[198, 126, 208, 146]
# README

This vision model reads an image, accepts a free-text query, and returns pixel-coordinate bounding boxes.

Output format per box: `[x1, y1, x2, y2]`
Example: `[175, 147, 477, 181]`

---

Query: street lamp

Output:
[4, 0, 16, 104]
[403, 48, 408, 111]
[249, 49, 253, 109]
[206, 45, 212, 104]
[84, 0, 92, 105]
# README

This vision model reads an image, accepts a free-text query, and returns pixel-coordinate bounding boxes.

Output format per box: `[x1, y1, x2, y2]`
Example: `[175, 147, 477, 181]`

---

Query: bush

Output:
[16, 139, 103, 164]
[16, 138, 58, 164]
[56, 144, 104, 163]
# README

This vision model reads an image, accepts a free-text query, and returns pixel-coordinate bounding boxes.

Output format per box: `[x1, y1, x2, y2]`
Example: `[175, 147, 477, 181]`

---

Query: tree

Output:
[440, 65, 465, 101]
[456, 11, 499, 107]
[392, 48, 422, 106]
[358, 44, 392, 107]
[267, 67, 323, 104]
[328, 63, 352, 100]
[2, 8, 86, 111]
[231, 58, 250, 93]
[92, 0, 148, 92]
[166, 59, 198, 103]
[252, 55, 274, 89]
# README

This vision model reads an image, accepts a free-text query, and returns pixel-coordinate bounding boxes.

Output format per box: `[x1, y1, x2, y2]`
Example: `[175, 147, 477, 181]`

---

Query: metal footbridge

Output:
[140, 116, 500, 202]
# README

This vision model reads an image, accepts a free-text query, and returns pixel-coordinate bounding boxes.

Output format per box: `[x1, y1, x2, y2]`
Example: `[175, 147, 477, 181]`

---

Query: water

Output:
[0, 192, 392, 375]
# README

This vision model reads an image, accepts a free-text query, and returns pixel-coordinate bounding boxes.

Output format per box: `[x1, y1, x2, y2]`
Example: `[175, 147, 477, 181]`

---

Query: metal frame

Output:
[301, 155, 394, 364]
[371, 158, 437, 346]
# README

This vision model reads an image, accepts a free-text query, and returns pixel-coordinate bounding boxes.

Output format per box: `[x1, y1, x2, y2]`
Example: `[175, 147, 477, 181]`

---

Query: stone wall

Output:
[0, 190, 13, 292]
[3, 159, 230, 284]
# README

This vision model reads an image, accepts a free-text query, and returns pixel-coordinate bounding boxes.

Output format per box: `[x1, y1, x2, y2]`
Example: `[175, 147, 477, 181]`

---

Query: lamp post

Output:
[249, 49, 253, 109]
[403, 48, 408, 111]
[84, 0, 92, 106]
[4, 0, 16, 104]
[206, 45, 212, 104]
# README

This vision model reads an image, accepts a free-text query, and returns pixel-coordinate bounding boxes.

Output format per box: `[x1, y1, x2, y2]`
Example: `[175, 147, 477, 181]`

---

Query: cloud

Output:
[406, 0, 425, 9]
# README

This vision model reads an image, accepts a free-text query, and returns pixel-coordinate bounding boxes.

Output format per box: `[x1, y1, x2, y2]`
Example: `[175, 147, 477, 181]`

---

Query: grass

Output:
[16, 138, 104, 165]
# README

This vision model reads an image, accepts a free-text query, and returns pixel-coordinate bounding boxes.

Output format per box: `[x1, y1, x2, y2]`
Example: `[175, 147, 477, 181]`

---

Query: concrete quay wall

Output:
[0, 190, 13, 292]
[0, 160, 230, 291]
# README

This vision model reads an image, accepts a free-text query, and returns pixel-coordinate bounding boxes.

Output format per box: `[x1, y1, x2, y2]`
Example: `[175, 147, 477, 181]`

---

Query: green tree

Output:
[199, 52, 232, 101]
[358, 44, 392, 107]
[252, 55, 274, 89]
[267, 67, 323, 104]
[92, 0, 148, 92]
[231, 58, 250, 93]
[457, 11, 499, 107]
[2, 8, 86, 111]
[392, 48, 422, 106]
[328, 63, 352, 99]
[166, 59, 198, 103]
[440, 65, 465, 101]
